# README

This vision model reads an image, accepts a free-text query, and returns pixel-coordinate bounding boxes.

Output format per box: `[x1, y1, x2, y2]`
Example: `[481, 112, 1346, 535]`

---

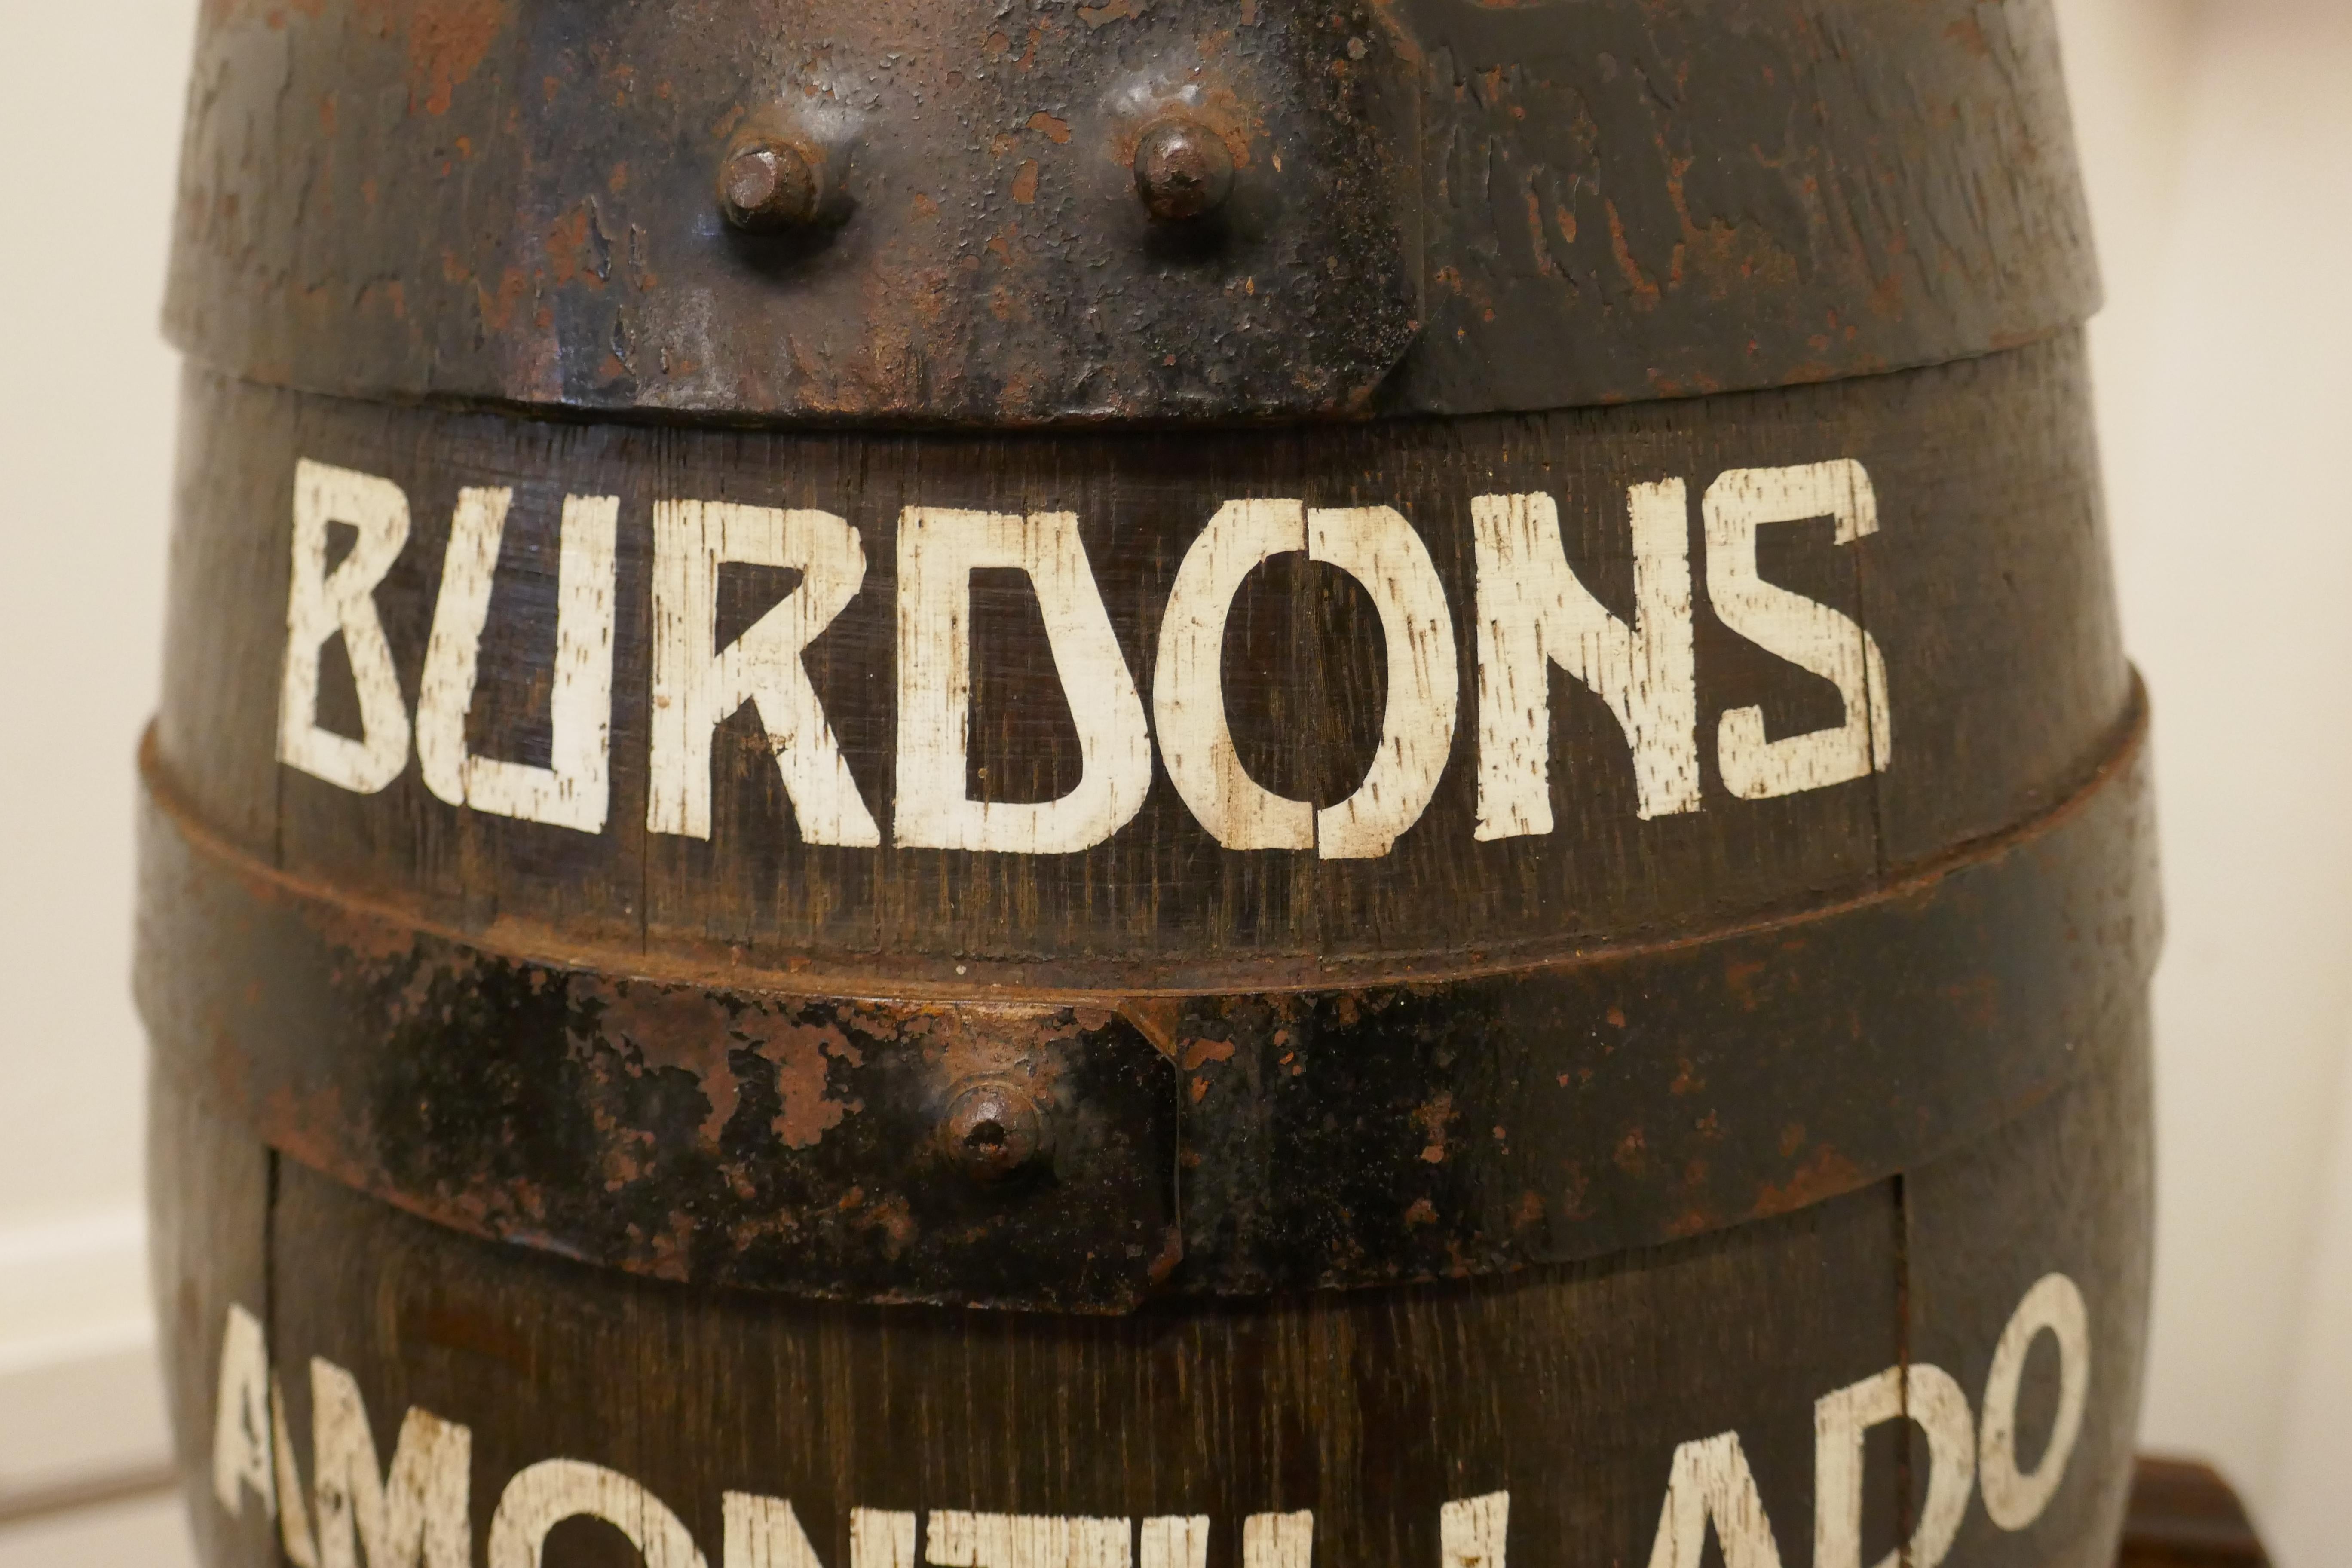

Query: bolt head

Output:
[720, 138, 823, 231]
[1133, 118, 1234, 222]
[943, 1080, 1046, 1185]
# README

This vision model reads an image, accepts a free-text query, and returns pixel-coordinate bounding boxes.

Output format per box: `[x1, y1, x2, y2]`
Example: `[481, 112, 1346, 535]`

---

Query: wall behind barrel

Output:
[0, 0, 2347, 1562]
[0, 0, 193, 1555]
[2053, 1, 2352, 1562]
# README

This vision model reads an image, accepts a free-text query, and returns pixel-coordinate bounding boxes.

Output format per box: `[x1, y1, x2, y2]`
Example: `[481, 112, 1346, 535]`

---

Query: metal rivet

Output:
[720, 137, 825, 231]
[943, 1079, 1046, 1185]
[1132, 118, 1234, 222]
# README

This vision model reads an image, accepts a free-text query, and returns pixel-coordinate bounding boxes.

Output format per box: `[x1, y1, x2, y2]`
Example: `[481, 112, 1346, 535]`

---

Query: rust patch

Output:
[1415, 1092, 1453, 1163]
[1752, 1144, 1866, 1218]
[757, 1018, 858, 1150]
[1118, 997, 1186, 1062]
[582, 980, 742, 1142]
[407, 0, 510, 115]
[1605, 201, 1662, 311]
[1179, 1036, 1235, 1073]
[1027, 110, 1072, 144]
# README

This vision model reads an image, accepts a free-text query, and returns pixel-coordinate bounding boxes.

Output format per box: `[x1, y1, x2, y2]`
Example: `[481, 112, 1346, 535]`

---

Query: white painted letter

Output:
[1139, 1517, 1209, 1568]
[1155, 502, 1457, 858]
[1308, 506, 1460, 860]
[1154, 499, 1314, 851]
[416, 489, 619, 833]
[894, 510, 1152, 854]
[1979, 1272, 2092, 1531]
[280, 459, 412, 793]
[647, 500, 878, 845]
[925, 1511, 1132, 1568]
[487, 1458, 709, 1568]
[1643, 1431, 1784, 1568]
[1241, 1512, 1313, 1568]
[852, 1508, 919, 1568]
[1703, 460, 1890, 799]
[310, 1358, 471, 1568]
[724, 1492, 823, 1568]
[274, 1376, 321, 1568]
[211, 1303, 275, 1522]
[1813, 1364, 1975, 1568]
[1473, 485, 1698, 836]
[1440, 1491, 1509, 1568]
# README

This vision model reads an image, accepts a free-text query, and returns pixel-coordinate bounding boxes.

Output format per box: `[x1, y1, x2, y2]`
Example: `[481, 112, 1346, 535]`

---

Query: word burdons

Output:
[276, 459, 1891, 858]
[208, 1274, 2086, 1568]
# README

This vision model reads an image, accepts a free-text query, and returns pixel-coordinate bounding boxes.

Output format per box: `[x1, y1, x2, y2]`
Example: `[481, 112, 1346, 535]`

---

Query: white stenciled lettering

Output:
[924, 1511, 1133, 1568]
[1240, 1511, 1313, 1568]
[1439, 1491, 1509, 1568]
[273, 1373, 321, 1566]
[279, 459, 413, 793]
[647, 500, 879, 845]
[1979, 1272, 2092, 1531]
[1473, 485, 1699, 837]
[309, 1357, 472, 1568]
[416, 488, 619, 833]
[1139, 1516, 1210, 1568]
[211, 1303, 276, 1524]
[1813, 1364, 1974, 1568]
[1153, 501, 1458, 859]
[1643, 1431, 1784, 1568]
[894, 510, 1152, 854]
[487, 1458, 709, 1568]
[1703, 460, 1890, 799]
[1155, 499, 1314, 850]
[853, 1510, 921, 1568]
[724, 1492, 827, 1568]
[1308, 506, 1460, 860]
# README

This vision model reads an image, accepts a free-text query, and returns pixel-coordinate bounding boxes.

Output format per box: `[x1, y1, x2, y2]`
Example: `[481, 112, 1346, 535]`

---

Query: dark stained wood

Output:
[1906, 1014, 2156, 1568]
[147, 1064, 274, 1568]
[145, 4, 2147, 1561]
[245, 1160, 1902, 1568]
[153, 334, 2126, 980]
[141, 1046, 2152, 1568]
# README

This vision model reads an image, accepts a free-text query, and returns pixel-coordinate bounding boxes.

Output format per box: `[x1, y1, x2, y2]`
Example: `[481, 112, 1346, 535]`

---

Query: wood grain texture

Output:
[153, 334, 2125, 982]
[147, 1073, 274, 1568]
[1905, 1003, 2155, 1568]
[251, 1164, 1904, 1568]
[150, 1038, 2150, 1567]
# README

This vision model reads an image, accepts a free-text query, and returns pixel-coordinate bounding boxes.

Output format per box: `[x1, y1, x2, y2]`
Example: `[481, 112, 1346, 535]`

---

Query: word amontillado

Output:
[278, 457, 1890, 858]
[210, 1273, 2083, 1568]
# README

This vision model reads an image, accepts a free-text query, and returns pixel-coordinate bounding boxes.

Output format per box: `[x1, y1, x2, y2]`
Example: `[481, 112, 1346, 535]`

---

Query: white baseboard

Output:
[0, 1209, 174, 1508]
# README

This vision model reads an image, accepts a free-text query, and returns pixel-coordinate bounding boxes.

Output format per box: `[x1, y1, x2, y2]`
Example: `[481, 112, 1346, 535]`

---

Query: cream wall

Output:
[0, 0, 2347, 1561]
[2053, 3, 2352, 1562]
[0, 0, 191, 1541]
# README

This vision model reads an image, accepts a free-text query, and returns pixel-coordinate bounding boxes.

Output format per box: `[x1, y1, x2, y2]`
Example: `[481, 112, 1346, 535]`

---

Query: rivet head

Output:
[943, 1079, 1046, 1185]
[719, 137, 824, 231]
[1132, 118, 1234, 222]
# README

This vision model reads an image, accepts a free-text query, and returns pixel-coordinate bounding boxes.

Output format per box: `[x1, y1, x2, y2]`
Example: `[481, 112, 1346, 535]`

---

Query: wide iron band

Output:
[166, 0, 2094, 424]
[137, 695, 2154, 1313]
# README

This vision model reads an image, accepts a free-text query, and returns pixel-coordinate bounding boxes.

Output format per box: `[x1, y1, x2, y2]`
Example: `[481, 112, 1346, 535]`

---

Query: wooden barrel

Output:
[141, 3, 2154, 1567]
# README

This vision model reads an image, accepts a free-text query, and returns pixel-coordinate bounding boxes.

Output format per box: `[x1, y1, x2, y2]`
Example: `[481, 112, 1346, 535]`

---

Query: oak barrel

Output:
[140, 3, 2156, 1567]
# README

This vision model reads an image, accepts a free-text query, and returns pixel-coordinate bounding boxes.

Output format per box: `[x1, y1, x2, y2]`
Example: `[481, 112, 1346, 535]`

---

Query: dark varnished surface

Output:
[165, 0, 2095, 423]
[155, 335, 2128, 974]
[138, 714, 2154, 1306]
[153, 1042, 2149, 1567]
